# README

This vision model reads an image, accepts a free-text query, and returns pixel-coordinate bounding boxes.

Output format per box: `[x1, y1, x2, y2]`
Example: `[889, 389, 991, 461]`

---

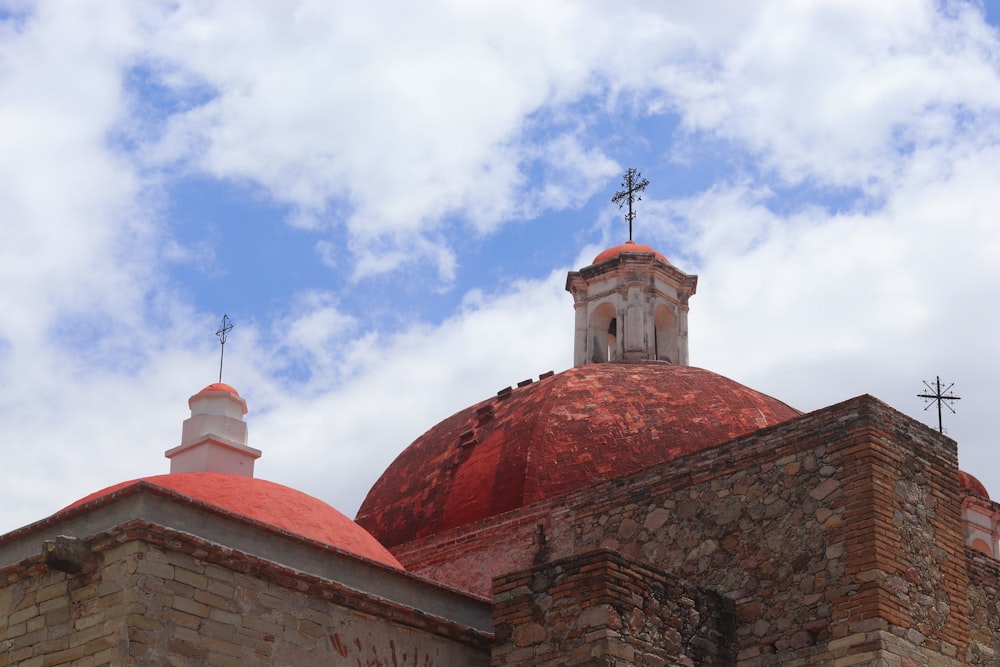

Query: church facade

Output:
[1, 242, 998, 666]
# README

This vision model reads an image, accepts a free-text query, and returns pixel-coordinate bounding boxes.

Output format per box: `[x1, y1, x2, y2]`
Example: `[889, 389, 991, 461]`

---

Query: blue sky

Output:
[2, 1, 999, 534]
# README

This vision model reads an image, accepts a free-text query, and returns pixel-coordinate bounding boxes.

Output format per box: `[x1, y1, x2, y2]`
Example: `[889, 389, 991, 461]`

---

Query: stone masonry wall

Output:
[399, 395, 974, 665]
[0, 552, 126, 666]
[491, 548, 735, 666]
[1, 521, 491, 667]
[966, 549, 1000, 665]
[560, 400, 855, 664]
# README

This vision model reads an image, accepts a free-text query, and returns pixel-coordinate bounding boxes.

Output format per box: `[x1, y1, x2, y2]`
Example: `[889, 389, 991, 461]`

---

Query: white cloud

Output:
[271, 290, 358, 389]
[0, 3, 151, 346]
[1, 0, 999, 535]
[162, 237, 217, 268]
[314, 239, 338, 268]
[680, 137, 1000, 491]
[134, 1, 673, 276]
[657, 1, 1000, 191]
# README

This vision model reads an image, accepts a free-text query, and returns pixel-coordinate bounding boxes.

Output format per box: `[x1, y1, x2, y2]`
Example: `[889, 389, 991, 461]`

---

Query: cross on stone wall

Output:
[917, 375, 960, 434]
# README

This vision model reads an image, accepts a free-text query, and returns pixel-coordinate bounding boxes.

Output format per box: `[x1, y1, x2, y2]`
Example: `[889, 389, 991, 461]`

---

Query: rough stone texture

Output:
[0, 523, 490, 666]
[393, 395, 991, 665]
[492, 548, 735, 666]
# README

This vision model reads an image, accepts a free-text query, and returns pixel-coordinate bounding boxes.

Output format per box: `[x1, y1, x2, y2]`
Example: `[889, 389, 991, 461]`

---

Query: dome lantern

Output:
[163, 383, 262, 477]
[566, 241, 697, 366]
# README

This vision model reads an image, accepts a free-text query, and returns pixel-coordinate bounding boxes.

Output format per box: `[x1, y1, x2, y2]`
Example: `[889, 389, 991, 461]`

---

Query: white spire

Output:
[164, 383, 261, 477]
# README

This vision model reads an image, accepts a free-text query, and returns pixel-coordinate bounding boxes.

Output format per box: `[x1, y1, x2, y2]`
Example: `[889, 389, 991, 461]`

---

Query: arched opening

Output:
[589, 302, 618, 363]
[971, 537, 993, 557]
[653, 304, 676, 363]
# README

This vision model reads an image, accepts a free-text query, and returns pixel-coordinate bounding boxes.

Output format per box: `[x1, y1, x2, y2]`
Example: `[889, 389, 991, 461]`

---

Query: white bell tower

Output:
[565, 241, 697, 367]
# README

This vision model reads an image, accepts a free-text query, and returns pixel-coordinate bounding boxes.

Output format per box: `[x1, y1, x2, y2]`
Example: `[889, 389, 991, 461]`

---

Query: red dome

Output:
[199, 382, 240, 396]
[593, 240, 668, 264]
[66, 473, 401, 569]
[959, 470, 990, 499]
[357, 363, 800, 548]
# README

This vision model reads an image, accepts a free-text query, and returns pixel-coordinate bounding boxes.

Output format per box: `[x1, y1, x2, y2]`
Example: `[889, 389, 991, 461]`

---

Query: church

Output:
[1, 237, 998, 666]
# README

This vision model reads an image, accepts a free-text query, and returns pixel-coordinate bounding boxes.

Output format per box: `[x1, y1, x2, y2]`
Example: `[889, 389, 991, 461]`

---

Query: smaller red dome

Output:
[593, 241, 668, 265]
[64, 473, 401, 569]
[199, 382, 240, 396]
[959, 470, 990, 499]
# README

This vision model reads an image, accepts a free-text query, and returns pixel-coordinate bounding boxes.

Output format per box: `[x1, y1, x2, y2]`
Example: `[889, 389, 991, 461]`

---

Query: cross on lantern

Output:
[215, 314, 233, 383]
[611, 168, 650, 242]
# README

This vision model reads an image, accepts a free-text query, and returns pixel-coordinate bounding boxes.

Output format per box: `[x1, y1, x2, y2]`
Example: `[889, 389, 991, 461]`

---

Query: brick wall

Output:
[394, 506, 553, 597]
[1, 522, 491, 666]
[491, 548, 735, 666]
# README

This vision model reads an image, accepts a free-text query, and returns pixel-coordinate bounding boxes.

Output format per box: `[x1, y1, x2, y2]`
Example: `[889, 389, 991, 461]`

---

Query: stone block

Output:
[174, 567, 209, 590]
[514, 622, 548, 646]
[42, 536, 95, 575]
[135, 559, 174, 579]
[172, 595, 210, 618]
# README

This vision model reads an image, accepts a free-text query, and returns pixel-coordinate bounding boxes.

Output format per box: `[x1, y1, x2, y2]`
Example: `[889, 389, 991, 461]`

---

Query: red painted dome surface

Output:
[199, 382, 240, 396]
[593, 241, 668, 265]
[357, 363, 800, 548]
[66, 472, 401, 569]
[959, 470, 990, 499]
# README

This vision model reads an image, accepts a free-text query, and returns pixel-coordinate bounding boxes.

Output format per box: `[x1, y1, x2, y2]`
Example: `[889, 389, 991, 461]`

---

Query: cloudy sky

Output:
[2, 0, 999, 535]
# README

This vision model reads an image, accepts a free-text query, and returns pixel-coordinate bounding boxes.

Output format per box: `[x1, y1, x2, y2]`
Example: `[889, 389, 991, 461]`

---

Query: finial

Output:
[611, 168, 650, 242]
[215, 314, 234, 383]
[917, 375, 961, 434]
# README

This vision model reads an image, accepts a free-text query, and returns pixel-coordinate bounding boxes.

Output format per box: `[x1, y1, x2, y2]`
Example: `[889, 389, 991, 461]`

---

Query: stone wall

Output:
[492, 548, 735, 666]
[399, 395, 975, 665]
[0, 521, 491, 666]
[0, 556, 124, 666]
[967, 549, 1000, 664]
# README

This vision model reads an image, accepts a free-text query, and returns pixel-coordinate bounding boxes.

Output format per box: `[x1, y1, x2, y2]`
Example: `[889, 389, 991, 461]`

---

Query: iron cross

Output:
[215, 314, 234, 383]
[917, 376, 961, 434]
[611, 168, 650, 241]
